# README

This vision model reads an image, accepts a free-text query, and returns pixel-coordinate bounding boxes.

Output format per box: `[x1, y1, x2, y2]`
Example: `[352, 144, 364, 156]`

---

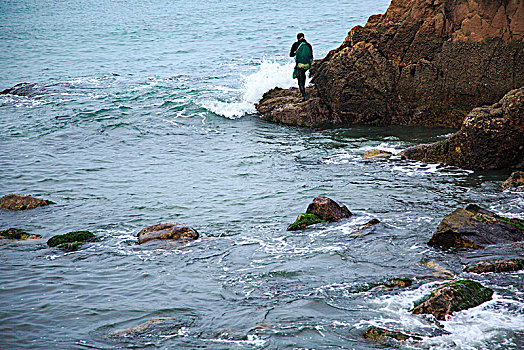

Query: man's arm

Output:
[290, 42, 298, 57]
[307, 42, 313, 59]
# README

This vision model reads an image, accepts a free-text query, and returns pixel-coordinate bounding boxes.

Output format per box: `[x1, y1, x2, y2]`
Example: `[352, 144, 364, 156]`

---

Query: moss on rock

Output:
[56, 242, 82, 251]
[47, 230, 95, 248]
[287, 213, 324, 231]
[0, 227, 41, 240]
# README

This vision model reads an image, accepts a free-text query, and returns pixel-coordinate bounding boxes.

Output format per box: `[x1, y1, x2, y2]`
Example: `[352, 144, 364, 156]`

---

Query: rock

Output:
[399, 87, 524, 170]
[411, 280, 493, 320]
[287, 213, 324, 231]
[0, 194, 54, 210]
[363, 150, 393, 159]
[428, 204, 524, 249]
[465, 259, 524, 274]
[137, 222, 199, 244]
[354, 277, 413, 293]
[363, 326, 423, 342]
[306, 196, 352, 222]
[47, 231, 96, 248]
[0, 227, 41, 240]
[109, 317, 176, 336]
[358, 218, 380, 230]
[256, 0, 524, 128]
[0, 83, 39, 97]
[502, 171, 524, 191]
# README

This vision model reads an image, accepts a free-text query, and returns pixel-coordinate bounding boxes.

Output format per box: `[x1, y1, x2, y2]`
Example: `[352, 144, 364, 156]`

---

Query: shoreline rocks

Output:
[0, 194, 54, 210]
[411, 280, 493, 320]
[502, 171, 524, 191]
[428, 204, 524, 249]
[256, 0, 524, 129]
[47, 231, 96, 251]
[288, 196, 352, 231]
[399, 87, 524, 170]
[0, 227, 41, 240]
[137, 223, 199, 244]
[465, 259, 524, 274]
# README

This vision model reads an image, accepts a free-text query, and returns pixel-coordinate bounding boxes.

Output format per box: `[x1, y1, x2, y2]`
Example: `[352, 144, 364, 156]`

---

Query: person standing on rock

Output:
[290, 33, 313, 102]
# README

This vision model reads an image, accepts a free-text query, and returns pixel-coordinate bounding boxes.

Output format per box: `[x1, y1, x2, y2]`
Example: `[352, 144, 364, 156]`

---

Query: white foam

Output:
[202, 59, 298, 119]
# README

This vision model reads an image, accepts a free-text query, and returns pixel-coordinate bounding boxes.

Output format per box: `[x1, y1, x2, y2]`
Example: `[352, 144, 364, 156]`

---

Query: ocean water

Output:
[1, 0, 523, 349]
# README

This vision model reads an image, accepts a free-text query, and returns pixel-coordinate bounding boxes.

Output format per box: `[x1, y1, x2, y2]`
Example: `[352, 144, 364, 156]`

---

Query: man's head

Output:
[297, 33, 305, 40]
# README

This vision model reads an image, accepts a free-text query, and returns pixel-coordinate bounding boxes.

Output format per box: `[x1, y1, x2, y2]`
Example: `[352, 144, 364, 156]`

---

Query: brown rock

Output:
[306, 196, 352, 222]
[0, 194, 54, 210]
[0, 228, 41, 240]
[399, 87, 524, 170]
[465, 259, 524, 274]
[411, 280, 493, 321]
[428, 204, 524, 249]
[363, 326, 422, 343]
[137, 223, 199, 244]
[256, 0, 524, 128]
[363, 150, 393, 159]
[502, 171, 524, 191]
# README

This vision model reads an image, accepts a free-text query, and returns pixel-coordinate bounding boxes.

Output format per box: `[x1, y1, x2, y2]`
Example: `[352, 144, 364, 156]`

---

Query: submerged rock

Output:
[109, 317, 176, 336]
[363, 150, 393, 159]
[256, 0, 524, 128]
[363, 326, 423, 343]
[502, 171, 524, 191]
[400, 87, 524, 170]
[0, 83, 39, 97]
[0, 227, 41, 240]
[354, 277, 413, 293]
[288, 196, 352, 231]
[411, 280, 493, 320]
[47, 231, 96, 249]
[137, 222, 199, 244]
[428, 204, 524, 249]
[0, 194, 54, 210]
[465, 259, 524, 274]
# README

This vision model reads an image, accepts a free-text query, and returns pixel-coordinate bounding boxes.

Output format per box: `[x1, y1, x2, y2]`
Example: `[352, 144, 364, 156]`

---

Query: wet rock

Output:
[137, 222, 199, 244]
[411, 280, 493, 320]
[400, 87, 524, 170]
[502, 171, 524, 191]
[428, 204, 524, 249]
[354, 277, 413, 293]
[0, 227, 41, 240]
[363, 326, 423, 343]
[363, 150, 393, 159]
[47, 230, 96, 248]
[358, 219, 380, 230]
[465, 259, 524, 274]
[0, 83, 39, 97]
[0, 194, 54, 210]
[257, 0, 524, 128]
[109, 317, 176, 336]
[288, 196, 352, 231]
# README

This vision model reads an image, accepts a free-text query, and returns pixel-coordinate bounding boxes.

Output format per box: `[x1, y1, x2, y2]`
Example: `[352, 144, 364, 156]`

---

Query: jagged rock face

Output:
[137, 223, 199, 244]
[400, 87, 524, 170]
[257, 0, 524, 128]
[428, 204, 524, 249]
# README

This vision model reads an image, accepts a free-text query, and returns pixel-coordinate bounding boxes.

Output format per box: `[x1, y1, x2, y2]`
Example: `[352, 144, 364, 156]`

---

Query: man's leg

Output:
[297, 68, 307, 101]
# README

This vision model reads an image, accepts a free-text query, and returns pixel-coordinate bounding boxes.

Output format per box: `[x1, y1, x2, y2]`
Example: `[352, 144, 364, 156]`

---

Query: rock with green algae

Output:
[363, 326, 423, 343]
[465, 259, 524, 274]
[428, 204, 524, 249]
[0, 227, 41, 240]
[47, 231, 96, 248]
[287, 213, 324, 231]
[411, 280, 493, 320]
[56, 242, 82, 251]
[0, 194, 54, 210]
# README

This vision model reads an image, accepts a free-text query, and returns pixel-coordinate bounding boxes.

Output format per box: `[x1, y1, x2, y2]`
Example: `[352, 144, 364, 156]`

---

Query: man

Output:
[290, 33, 313, 102]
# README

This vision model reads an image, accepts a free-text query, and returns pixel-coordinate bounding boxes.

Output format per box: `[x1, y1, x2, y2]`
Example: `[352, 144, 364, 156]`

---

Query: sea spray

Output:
[201, 59, 302, 119]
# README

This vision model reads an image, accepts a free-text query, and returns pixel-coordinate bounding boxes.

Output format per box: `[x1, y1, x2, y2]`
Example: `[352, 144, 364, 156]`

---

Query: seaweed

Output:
[47, 230, 95, 247]
[287, 213, 324, 231]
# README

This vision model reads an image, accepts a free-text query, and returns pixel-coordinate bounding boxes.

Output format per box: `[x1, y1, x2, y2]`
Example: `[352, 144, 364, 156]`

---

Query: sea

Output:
[1, 0, 523, 349]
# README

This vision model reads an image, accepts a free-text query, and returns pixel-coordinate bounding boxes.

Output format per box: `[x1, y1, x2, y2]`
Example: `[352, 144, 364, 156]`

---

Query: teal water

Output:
[1, 1, 524, 349]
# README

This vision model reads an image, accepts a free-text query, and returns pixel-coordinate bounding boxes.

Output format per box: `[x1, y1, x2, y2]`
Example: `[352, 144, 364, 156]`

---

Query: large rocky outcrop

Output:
[428, 204, 524, 249]
[256, 0, 524, 128]
[400, 87, 524, 170]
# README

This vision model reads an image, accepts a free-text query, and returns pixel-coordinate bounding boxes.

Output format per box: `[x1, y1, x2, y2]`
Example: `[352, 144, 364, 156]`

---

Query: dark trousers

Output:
[297, 68, 307, 98]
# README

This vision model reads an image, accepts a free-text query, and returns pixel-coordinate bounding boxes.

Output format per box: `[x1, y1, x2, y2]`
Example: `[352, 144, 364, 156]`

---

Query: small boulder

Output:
[354, 277, 413, 293]
[428, 204, 524, 249]
[0, 227, 41, 240]
[363, 326, 422, 342]
[465, 259, 524, 274]
[288, 196, 352, 231]
[137, 222, 199, 244]
[47, 230, 96, 249]
[363, 150, 393, 159]
[411, 280, 493, 320]
[0, 194, 54, 210]
[502, 171, 524, 191]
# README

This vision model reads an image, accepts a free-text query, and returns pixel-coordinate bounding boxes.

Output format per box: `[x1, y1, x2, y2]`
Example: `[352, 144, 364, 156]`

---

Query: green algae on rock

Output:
[287, 196, 352, 231]
[428, 204, 524, 250]
[363, 326, 423, 343]
[465, 259, 524, 274]
[47, 231, 96, 248]
[287, 213, 324, 231]
[411, 280, 493, 320]
[0, 227, 41, 240]
[0, 194, 54, 210]
[56, 242, 83, 251]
